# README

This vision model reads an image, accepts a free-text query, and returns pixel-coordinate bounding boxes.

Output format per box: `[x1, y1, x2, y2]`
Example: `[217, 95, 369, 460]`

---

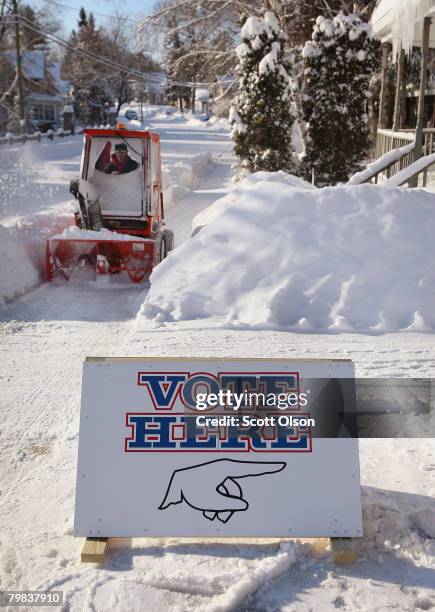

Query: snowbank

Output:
[192, 171, 313, 234]
[0, 224, 38, 303]
[205, 115, 231, 132]
[138, 173, 435, 332]
[163, 153, 216, 209]
[361, 485, 435, 562]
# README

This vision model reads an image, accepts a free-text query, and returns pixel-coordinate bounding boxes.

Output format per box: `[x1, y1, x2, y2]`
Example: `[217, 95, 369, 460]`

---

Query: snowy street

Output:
[1, 109, 435, 611]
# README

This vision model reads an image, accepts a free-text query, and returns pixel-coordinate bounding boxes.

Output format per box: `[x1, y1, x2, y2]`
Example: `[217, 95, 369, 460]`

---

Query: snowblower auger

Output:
[46, 125, 173, 283]
[46, 237, 156, 283]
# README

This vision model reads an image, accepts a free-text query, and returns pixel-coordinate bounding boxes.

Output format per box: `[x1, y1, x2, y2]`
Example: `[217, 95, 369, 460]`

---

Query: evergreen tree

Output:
[300, 12, 377, 186]
[63, 9, 118, 123]
[229, 11, 295, 177]
[78, 7, 87, 28]
[62, 9, 161, 124]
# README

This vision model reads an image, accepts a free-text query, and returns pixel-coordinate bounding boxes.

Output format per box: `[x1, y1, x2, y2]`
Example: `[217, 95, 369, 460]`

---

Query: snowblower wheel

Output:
[159, 237, 167, 263]
[162, 229, 174, 255]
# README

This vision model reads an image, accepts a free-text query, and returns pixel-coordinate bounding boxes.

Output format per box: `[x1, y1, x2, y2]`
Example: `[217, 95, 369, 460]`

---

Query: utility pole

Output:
[12, 0, 25, 128]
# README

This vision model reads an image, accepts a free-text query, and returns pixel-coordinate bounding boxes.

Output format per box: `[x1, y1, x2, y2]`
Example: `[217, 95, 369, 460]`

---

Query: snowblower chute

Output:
[46, 126, 174, 283]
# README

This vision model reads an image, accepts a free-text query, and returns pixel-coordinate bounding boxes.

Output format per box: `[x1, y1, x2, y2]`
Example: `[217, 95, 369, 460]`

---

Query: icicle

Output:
[373, 0, 435, 60]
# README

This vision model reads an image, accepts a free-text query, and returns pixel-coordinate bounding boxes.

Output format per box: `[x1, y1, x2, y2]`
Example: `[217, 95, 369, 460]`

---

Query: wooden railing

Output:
[384, 152, 435, 187]
[375, 129, 415, 179]
[375, 127, 435, 186]
[348, 141, 415, 185]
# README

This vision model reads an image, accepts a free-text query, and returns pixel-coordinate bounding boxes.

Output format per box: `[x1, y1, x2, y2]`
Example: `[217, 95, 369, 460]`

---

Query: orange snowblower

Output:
[46, 125, 174, 283]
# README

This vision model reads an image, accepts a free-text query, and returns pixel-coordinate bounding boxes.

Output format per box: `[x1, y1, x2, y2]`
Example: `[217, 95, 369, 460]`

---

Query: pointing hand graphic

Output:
[159, 459, 286, 523]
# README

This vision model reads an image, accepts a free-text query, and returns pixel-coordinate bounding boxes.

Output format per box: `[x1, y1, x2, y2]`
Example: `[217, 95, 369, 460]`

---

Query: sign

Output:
[74, 358, 363, 538]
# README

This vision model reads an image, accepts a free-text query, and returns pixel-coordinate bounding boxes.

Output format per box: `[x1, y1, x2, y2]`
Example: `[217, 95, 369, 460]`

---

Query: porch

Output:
[371, 0, 435, 186]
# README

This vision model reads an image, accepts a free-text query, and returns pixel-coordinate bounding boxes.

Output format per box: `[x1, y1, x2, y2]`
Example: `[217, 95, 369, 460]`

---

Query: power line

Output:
[16, 14, 218, 88]
[38, 0, 145, 25]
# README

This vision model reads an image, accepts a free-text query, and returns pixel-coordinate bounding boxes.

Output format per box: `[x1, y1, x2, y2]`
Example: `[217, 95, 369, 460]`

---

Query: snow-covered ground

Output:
[0, 106, 434, 611]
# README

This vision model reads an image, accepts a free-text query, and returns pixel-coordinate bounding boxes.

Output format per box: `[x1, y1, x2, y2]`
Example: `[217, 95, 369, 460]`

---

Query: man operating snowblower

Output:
[103, 143, 139, 175]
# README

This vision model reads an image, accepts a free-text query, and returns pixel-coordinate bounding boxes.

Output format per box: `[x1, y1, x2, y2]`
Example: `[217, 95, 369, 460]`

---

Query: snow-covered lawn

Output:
[0, 106, 434, 611]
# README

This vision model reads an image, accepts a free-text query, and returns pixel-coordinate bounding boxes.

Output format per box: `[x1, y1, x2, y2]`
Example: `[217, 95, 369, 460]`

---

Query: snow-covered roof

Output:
[214, 74, 235, 83]
[49, 62, 70, 96]
[3, 50, 45, 79]
[371, 0, 435, 57]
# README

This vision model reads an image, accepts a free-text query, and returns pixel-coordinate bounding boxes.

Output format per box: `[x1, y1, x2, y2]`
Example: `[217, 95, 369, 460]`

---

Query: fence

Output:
[0, 128, 75, 146]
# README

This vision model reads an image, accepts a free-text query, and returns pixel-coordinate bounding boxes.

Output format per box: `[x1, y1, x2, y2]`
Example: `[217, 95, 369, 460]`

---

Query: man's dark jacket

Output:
[105, 154, 138, 174]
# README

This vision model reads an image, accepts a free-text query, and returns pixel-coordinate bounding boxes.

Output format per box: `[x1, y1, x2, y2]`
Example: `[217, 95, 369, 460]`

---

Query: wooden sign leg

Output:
[330, 537, 358, 564]
[81, 537, 109, 563]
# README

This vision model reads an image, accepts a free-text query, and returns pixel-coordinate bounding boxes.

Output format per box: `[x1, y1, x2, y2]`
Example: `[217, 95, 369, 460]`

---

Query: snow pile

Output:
[204, 115, 231, 132]
[138, 173, 435, 332]
[360, 486, 435, 563]
[163, 153, 216, 209]
[51, 226, 149, 241]
[0, 224, 38, 303]
[192, 171, 313, 234]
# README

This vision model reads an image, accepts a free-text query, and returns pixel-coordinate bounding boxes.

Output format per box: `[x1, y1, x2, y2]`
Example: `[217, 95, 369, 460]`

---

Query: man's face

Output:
[116, 148, 128, 162]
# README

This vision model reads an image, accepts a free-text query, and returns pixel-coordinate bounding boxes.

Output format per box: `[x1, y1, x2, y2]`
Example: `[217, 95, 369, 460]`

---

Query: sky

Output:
[29, 0, 156, 36]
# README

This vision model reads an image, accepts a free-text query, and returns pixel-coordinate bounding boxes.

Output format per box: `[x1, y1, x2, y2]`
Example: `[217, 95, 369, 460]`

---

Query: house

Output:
[2, 50, 71, 132]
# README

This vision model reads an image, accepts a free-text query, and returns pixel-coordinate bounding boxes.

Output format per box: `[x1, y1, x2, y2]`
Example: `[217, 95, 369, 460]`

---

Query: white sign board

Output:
[74, 358, 362, 538]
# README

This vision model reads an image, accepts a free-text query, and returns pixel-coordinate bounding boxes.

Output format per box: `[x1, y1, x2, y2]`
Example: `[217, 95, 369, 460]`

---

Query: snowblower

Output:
[46, 125, 174, 283]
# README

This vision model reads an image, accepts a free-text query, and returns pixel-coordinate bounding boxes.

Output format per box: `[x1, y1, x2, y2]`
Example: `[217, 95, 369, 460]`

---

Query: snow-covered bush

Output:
[229, 12, 295, 177]
[301, 12, 377, 186]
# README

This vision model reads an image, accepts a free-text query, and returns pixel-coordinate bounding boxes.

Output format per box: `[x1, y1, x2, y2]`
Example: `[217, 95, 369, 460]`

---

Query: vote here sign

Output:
[74, 357, 363, 538]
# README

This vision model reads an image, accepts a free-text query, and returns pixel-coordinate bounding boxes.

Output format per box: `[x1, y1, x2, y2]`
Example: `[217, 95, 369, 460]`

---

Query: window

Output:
[44, 105, 55, 121]
[32, 104, 55, 122]
[32, 105, 44, 121]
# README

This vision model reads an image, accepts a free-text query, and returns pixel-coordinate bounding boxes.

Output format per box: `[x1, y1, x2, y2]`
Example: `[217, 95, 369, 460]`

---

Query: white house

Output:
[3, 50, 71, 131]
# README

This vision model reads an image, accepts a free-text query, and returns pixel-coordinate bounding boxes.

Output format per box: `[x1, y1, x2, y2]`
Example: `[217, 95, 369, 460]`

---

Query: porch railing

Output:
[375, 127, 435, 186]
